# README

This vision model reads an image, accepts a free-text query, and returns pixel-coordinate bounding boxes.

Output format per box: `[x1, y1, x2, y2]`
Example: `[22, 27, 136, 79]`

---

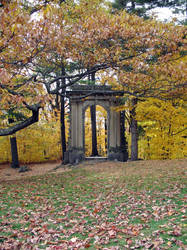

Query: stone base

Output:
[64, 149, 84, 165]
[64, 148, 128, 164]
[64, 151, 70, 164]
[108, 148, 128, 162]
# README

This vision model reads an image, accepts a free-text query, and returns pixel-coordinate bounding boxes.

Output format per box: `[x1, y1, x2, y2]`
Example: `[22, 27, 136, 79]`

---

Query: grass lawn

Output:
[0, 159, 186, 249]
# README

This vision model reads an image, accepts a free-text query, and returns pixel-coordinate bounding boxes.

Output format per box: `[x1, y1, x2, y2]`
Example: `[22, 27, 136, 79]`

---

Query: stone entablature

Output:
[65, 85, 128, 164]
[67, 84, 124, 97]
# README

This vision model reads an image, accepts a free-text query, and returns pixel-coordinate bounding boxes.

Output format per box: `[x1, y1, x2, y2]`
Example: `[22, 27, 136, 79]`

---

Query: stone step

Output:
[85, 156, 108, 161]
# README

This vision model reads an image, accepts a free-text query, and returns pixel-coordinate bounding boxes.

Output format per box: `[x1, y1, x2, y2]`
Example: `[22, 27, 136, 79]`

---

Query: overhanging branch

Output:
[0, 103, 41, 136]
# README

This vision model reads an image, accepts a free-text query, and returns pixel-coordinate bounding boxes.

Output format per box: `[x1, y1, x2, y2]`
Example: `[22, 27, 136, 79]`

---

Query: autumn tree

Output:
[0, 1, 48, 137]
[112, 0, 146, 160]
[0, 1, 46, 167]
[0, 0, 186, 164]
[0, 1, 48, 166]
[111, 0, 186, 160]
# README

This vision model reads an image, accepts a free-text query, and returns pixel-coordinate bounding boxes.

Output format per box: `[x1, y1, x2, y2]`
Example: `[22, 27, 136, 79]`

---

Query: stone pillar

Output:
[109, 109, 121, 148]
[108, 107, 126, 161]
[65, 100, 84, 164]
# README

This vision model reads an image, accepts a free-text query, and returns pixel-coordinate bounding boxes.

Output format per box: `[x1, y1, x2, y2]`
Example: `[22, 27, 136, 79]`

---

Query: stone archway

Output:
[65, 85, 128, 164]
[83, 103, 109, 157]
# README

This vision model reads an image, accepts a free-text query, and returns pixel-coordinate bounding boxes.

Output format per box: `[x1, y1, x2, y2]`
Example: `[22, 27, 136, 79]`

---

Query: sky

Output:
[148, 7, 186, 22]
[108, 0, 186, 23]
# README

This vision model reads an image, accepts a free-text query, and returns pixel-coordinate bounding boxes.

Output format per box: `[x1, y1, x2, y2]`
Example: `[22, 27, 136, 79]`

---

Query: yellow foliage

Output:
[0, 110, 69, 164]
[85, 105, 107, 157]
[136, 98, 186, 160]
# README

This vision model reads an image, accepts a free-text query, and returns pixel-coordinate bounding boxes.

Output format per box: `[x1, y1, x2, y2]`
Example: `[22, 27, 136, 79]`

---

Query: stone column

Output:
[67, 100, 84, 164]
[108, 107, 125, 161]
[109, 109, 121, 148]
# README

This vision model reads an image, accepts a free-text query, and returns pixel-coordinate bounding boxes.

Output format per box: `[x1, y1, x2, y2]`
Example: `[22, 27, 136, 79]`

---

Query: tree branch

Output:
[172, 127, 187, 136]
[0, 103, 41, 136]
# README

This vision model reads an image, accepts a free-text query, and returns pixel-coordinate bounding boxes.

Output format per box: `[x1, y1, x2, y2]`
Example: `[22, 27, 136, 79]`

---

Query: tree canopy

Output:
[0, 0, 186, 137]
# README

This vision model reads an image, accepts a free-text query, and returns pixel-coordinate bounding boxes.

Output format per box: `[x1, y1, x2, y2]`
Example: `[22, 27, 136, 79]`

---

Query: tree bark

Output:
[90, 104, 98, 156]
[60, 95, 66, 161]
[105, 117, 107, 154]
[130, 98, 138, 161]
[90, 72, 98, 156]
[120, 111, 126, 148]
[131, 0, 135, 10]
[60, 65, 67, 162]
[10, 136, 19, 168]
[120, 111, 128, 160]
[8, 117, 20, 168]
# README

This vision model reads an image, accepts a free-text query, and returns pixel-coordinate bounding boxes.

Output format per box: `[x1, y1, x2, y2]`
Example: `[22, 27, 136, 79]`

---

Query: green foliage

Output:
[112, 0, 148, 17]
[0, 108, 27, 122]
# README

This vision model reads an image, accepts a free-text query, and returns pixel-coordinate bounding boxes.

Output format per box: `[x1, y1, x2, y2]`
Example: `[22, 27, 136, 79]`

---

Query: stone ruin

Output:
[64, 85, 128, 164]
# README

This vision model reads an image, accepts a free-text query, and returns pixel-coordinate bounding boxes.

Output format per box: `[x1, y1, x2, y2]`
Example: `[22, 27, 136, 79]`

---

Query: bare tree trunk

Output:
[120, 111, 126, 148]
[105, 117, 107, 155]
[60, 95, 66, 161]
[90, 72, 98, 156]
[120, 111, 129, 161]
[120, 111, 128, 161]
[90, 104, 99, 156]
[10, 135, 19, 168]
[8, 118, 19, 168]
[60, 65, 66, 162]
[130, 98, 138, 161]
[185, 0, 187, 23]
[131, 0, 135, 9]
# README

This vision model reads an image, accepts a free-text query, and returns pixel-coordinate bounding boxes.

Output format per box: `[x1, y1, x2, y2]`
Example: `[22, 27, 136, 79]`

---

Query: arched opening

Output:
[84, 105, 107, 157]
[65, 85, 127, 164]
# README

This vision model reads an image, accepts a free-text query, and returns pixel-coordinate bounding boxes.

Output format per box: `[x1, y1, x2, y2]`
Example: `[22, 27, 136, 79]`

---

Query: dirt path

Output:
[0, 159, 186, 182]
[0, 160, 124, 182]
[0, 161, 68, 182]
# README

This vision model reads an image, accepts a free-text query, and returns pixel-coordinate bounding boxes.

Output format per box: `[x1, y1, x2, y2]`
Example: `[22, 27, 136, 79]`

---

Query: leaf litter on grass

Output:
[0, 159, 186, 249]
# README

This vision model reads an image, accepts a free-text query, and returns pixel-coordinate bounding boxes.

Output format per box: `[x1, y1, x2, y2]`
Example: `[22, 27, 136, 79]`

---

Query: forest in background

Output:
[0, 97, 186, 164]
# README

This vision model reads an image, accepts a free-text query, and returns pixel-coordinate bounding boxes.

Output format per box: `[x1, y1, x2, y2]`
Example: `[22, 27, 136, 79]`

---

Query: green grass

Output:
[0, 160, 186, 249]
